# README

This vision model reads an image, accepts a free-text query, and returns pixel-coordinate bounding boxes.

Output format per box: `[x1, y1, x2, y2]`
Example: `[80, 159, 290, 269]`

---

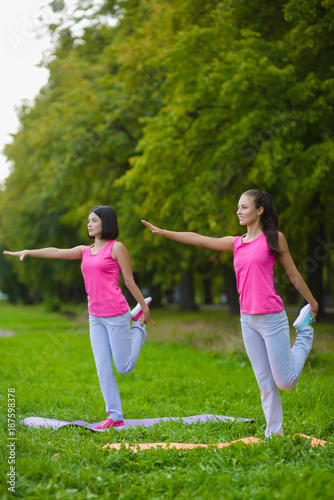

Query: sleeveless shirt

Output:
[81, 240, 129, 317]
[233, 233, 284, 314]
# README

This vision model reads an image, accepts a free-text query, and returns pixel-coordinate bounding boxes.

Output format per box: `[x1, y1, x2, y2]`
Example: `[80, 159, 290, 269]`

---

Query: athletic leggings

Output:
[89, 309, 147, 421]
[240, 310, 313, 437]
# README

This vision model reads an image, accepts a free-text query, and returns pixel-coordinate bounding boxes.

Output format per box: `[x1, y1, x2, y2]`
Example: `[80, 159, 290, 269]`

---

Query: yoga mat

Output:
[102, 434, 332, 452]
[20, 414, 254, 433]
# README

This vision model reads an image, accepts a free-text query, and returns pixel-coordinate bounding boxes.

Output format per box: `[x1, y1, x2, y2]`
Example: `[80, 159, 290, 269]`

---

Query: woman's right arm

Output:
[3, 245, 86, 261]
[141, 220, 235, 252]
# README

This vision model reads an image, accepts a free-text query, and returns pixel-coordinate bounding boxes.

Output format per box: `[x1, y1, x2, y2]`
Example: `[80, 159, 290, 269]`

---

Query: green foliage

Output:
[0, 0, 333, 304]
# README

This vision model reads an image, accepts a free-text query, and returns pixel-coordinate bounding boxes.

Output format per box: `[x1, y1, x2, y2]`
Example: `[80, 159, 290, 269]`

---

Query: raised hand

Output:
[141, 220, 164, 236]
[3, 250, 28, 261]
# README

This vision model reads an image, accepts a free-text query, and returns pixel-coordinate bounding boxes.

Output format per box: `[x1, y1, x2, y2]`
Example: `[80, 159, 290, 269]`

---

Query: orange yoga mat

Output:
[102, 434, 331, 453]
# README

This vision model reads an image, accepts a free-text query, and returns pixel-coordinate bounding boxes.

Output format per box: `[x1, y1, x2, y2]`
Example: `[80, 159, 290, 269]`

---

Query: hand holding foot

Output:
[131, 297, 155, 326]
[310, 303, 318, 323]
[293, 304, 317, 329]
[139, 312, 155, 326]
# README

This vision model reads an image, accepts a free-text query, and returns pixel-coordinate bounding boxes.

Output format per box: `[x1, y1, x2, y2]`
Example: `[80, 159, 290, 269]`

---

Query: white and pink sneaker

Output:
[131, 297, 155, 324]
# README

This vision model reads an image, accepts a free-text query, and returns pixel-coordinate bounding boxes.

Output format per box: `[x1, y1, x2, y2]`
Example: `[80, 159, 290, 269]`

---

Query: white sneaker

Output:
[293, 304, 313, 329]
[131, 297, 152, 321]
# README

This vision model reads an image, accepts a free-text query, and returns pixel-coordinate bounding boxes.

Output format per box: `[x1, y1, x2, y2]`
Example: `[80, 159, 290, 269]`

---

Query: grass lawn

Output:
[0, 302, 333, 499]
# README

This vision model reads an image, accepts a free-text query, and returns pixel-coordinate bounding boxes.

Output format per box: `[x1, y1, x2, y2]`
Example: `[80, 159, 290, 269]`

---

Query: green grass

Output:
[0, 303, 333, 499]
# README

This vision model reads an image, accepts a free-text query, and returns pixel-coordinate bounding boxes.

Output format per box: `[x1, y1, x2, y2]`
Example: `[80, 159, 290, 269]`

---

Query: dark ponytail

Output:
[243, 189, 283, 256]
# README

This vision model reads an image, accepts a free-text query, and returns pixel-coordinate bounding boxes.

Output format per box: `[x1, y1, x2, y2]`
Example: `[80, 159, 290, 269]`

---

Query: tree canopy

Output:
[1, 0, 333, 314]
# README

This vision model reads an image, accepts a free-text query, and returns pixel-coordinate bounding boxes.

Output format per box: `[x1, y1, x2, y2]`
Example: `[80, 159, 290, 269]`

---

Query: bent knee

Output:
[276, 379, 297, 391]
[116, 365, 133, 375]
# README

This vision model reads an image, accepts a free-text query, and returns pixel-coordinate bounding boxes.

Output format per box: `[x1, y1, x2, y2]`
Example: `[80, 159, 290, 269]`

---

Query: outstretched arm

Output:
[3, 246, 86, 261]
[141, 220, 235, 252]
[278, 233, 318, 322]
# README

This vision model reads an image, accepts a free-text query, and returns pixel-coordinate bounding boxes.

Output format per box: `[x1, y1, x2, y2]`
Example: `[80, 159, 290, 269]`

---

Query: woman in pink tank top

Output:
[142, 190, 318, 438]
[4, 206, 153, 430]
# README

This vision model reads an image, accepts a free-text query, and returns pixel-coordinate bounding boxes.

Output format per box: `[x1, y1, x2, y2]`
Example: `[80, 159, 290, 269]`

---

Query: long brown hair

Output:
[243, 189, 283, 256]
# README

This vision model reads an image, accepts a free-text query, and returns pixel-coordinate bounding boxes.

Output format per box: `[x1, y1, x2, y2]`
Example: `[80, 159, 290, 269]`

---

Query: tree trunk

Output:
[324, 260, 332, 307]
[224, 264, 240, 316]
[202, 275, 213, 305]
[306, 231, 325, 319]
[149, 283, 162, 308]
[179, 268, 198, 311]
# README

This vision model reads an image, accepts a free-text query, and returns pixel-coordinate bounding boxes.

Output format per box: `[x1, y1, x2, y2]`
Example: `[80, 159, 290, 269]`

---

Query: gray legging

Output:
[89, 309, 147, 421]
[240, 310, 313, 437]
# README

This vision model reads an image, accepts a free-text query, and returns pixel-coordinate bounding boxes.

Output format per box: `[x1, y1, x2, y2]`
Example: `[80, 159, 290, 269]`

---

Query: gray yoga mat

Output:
[20, 414, 255, 433]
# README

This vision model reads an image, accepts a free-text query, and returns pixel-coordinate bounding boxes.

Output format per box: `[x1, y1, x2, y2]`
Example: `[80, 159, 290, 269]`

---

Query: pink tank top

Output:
[81, 240, 129, 317]
[233, 233, 284, 314]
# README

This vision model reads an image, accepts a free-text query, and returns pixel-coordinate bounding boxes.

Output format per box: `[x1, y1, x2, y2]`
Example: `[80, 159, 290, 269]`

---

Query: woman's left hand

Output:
[310, 302, 319, 323]
[139, 308, 155, 326]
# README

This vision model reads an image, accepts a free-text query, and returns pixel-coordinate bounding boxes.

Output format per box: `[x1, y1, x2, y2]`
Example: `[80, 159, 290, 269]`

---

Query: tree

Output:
[0, 0, 166, 302]
[1, 0, 333, 314]
[116, 0, 334, 315]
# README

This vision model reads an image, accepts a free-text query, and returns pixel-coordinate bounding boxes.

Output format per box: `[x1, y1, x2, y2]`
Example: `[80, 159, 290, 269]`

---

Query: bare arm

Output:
[141, 220, 235, 252]
[3, 246, 86, 261]
[112, 242, 152, 326]
[277, 233, 318, 321]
